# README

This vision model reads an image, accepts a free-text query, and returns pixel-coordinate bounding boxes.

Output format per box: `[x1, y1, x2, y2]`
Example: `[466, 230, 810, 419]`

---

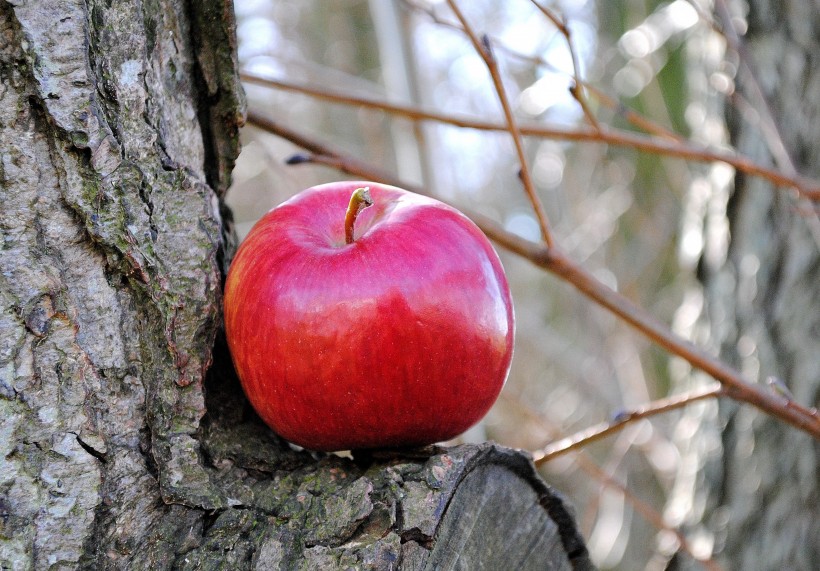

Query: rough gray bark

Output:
[0, 1, 592, 569]
[673, 2, 819, 568]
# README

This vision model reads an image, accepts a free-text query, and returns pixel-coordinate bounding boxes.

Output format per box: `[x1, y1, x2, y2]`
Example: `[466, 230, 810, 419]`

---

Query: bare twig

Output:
[503, 394, 724, 570]
[532, 385, 725, 463]
[507, 244, 820, 438]
[529, 0, 601, 131]
[404, 0, 675, 140]
[766, 376, 820, 421]
[709, 0, 820, 248]
[401, 0, 562, 70]
[444, 0, 555, 248]
[712, 0, 796, 176]
[241, 72, 820, 200]
[582, 83, 683, 142]
[246, 109, 820, 439]
[580, 458, 723, 571]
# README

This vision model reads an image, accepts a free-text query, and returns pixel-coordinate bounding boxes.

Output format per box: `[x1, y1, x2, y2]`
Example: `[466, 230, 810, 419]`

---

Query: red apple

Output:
[223, 181, 514, 451]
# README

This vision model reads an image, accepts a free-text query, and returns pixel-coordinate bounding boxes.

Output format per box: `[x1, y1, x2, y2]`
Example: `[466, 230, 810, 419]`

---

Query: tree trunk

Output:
[673, 1, 819, 568]
[0, 2, 592, 569]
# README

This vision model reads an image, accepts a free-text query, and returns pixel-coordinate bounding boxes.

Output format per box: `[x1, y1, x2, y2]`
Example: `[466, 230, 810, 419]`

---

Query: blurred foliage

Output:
[229, 1, 719, 568]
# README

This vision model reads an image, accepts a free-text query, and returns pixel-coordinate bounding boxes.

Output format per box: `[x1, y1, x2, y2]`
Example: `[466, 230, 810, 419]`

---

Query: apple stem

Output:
[344, 187, 374, 244]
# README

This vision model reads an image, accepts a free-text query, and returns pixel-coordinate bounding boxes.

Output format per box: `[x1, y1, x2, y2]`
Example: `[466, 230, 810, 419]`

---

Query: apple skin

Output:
[223, 181, 514, 451]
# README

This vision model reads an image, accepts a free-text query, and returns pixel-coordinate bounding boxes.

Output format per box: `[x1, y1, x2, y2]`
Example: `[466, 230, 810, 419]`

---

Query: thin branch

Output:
[766, 376, 820, 422]
[529, 0, 601, 131]
[712, 0, 797, 176]
[516, 247, 820, 438]
[533, 385, 725, 463]
[405, 0, 673, 140]
[502, 394, 724, 570]
[709, 0, 820, 248]
[402, 0, 814, 194]
[582, 83, 683, 142]
[528, 1, 568, 36]
[581, 457, 723, 571]
[401, 0, 563, 71]
[240, 72, 820, 200]
[444, 0, 555, 248]
[245, 109, 820, 440]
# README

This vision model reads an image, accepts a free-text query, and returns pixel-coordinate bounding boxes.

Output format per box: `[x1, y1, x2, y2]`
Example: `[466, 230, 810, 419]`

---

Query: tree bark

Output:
[673, 2, 819, 568]
[0, 1, 592, 569]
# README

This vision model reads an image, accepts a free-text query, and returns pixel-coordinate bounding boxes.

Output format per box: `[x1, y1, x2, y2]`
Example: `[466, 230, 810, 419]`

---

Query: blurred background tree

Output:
[230, 1, 819, 569]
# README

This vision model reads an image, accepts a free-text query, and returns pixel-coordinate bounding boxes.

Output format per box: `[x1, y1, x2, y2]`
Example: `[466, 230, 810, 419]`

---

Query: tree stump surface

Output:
[179, 359, 596, 570]
[197, 442, 594, 570]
